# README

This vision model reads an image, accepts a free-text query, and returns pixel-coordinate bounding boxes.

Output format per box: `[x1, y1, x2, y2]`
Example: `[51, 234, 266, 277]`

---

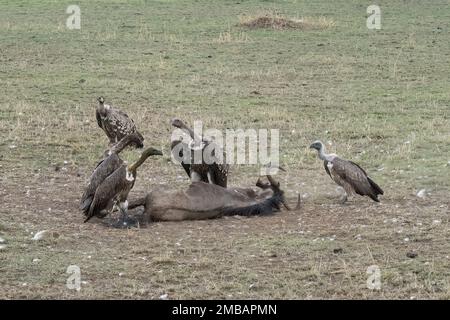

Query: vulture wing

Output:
[80, 154, 123, 213]
[323, 160, 332, 178]
[211, 163, 229, 188]
[171, 140, 192, 177]
[85, 166, 131, 221]
[331, 157, 383, 201]
[95, 109, 103, 130]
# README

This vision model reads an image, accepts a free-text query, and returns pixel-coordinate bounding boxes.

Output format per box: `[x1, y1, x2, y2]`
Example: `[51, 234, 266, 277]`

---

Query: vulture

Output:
[82, 145, 163, 227]
[170, 118, 229, 187]
[96, 96, 144, 148]
[310, 140, 384, 203]
[80, 133, 143, 214]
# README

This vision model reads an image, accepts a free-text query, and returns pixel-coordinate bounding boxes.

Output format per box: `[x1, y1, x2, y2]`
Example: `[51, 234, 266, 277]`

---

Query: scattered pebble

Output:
[0, 244, 6, 250]
[416, 189, 426, 198]
[333, 248, 343, 254]
[119, 273, 125, 277]
[159, 294, 168, 300]
[32, 258, 41, 263]
[32, 230, 48, 241]
[406, 251, 418, 259]
[0, 237, 5, 243]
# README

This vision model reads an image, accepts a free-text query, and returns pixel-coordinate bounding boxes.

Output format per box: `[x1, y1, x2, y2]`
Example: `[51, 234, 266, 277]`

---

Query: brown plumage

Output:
[96, 96, 144, 148]
[83, 146, 163, 225]
[170, 118, 229, 187]
[310, 140, 384, 203]
[80, 133, 143, 214]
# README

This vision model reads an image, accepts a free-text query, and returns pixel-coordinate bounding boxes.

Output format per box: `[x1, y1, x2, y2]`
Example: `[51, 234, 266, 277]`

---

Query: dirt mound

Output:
[239, 14, 335, 30]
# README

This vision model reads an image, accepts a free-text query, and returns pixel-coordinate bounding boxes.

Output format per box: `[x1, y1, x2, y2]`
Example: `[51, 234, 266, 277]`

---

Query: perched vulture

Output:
[170, 118, 229, 187]
[310, 140, 384, 203]
[96, 96, 144, 148]
[83, 146, 163, 227]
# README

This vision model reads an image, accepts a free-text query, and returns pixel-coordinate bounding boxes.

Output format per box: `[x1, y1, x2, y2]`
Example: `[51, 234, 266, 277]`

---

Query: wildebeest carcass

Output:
[128, 175, 299, 223]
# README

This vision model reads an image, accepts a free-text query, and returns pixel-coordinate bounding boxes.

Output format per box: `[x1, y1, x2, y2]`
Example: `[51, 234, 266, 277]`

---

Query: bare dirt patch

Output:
[239, 13, 335, 30]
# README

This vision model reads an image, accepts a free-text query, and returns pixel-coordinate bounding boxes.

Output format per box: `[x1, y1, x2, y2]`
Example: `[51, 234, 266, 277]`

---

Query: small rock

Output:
[333, 248, 343, 254]
[119, 272, 125, 277]
[416, 189, 426, 198]
[159, 294, 168, 300]
[0, 244, 6, 250]
[32, 258, 41, 263]
[406, 251, 418, 258]
[0, 237, 5, 243]
[32, 230, 48, 241]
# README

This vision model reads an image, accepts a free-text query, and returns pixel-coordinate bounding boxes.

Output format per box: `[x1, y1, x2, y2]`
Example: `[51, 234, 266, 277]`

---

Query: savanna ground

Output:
[0, 0, 449, 299]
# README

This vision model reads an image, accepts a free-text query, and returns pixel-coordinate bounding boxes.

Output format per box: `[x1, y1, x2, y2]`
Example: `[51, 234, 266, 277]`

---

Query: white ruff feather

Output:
[125, 168, 134, 182]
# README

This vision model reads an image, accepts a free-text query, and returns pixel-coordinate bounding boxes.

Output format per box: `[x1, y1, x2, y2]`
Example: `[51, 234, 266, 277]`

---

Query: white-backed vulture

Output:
[80, 133, 143, 215]
[83, 146, 163, 226]
[170, 118, 229, 187]
[127, 175, 288, 222]
[310, 140, 384, 203]
[96, 96, 144, 148]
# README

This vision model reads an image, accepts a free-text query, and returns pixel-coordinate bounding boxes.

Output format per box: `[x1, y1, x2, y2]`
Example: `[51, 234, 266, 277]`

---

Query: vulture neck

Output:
[318, 146, 335, 162]
[97, 102, 108, 117]
[110, 136, 134, 155]
[128, 152, 151, 174]
[181, 124, 203, 145]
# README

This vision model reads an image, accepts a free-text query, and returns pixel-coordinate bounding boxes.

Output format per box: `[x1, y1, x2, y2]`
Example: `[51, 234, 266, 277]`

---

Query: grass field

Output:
[1, 0, 449, 299]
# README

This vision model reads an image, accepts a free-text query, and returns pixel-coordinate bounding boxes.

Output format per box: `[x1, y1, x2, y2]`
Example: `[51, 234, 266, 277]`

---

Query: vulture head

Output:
[97, 96, 105, 104]
[309, 140, 324, 151]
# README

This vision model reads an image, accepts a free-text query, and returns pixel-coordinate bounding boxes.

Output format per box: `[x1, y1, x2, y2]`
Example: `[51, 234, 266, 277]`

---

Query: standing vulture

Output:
[80, 133, 143, 214]
[96, 96, 144, 148]
[83, 146, 163, 227]
[310, 140, 383, 203]
[170, 118, 229, 187]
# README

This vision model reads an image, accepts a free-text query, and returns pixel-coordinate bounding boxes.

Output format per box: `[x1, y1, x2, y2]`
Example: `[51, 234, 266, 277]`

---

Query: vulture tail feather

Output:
[368, 177, 384, 195]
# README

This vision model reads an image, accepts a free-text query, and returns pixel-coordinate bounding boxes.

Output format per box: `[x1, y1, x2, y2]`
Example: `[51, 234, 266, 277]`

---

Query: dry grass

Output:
[239, 12, 335, 30]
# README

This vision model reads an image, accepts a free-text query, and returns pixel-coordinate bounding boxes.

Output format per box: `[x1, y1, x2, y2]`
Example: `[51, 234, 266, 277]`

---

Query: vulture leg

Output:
[207, 170, 216, 185]
[190, 171, 202, 182]
[113, 201, 139, 228]
[339, 189, 348, 204]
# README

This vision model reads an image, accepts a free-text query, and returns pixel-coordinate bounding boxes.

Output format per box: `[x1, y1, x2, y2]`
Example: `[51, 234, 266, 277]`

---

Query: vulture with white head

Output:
[310, 140, 383, 203]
